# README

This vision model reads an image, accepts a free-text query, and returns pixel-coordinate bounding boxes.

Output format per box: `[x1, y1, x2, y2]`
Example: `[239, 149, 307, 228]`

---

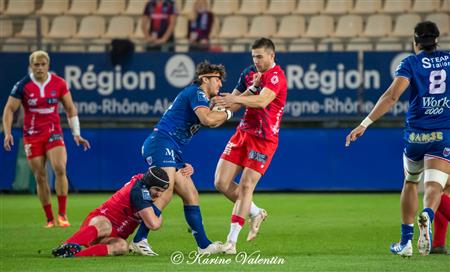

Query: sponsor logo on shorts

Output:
[443, 147, 450, 157]
[165, 148, 175, 161]
[48, 134, 63, 143]
[248, 150, 268, 164]
[408, 131, 443, 143]
[223, 141, 236, 155]
[24, 144, 32, 157]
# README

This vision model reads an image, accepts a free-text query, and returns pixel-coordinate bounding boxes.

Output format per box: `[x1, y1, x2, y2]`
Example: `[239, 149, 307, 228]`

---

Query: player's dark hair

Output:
[193, 60, 226, 85]
[141, 166, 170, 190]
[252, 37, 275, 52]
[414, 21, 440, 52]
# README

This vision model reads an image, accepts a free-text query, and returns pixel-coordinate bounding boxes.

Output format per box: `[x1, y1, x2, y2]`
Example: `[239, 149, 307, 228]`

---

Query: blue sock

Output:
[133, 204, 162, 243]
[400, 224, 414, 245]
[422, 207, 434, 223]
[184, 205, 211, 249]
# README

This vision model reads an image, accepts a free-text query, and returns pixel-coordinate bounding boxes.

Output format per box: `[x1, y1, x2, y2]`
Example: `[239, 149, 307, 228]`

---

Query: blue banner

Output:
[0, 52, 412, 120]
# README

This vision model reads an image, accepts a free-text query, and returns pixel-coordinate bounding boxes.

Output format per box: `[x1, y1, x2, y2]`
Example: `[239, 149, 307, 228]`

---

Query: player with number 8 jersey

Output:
[346, 21, 450, 257]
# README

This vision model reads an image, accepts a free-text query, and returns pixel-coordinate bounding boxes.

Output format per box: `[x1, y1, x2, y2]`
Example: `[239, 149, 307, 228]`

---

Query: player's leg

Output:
[52, 215, 112, 257]
[46, 144, 70, 227]
[417, 158, 450, 255]
[431, 186, 450, 254]
[214, 159, 242, 202]
[223, 167, 262, 254]
[174, 172, 223, 254]
[390, 154, 423, 257]
[27, 152, 54, 227]
[75, 237, 128, 257]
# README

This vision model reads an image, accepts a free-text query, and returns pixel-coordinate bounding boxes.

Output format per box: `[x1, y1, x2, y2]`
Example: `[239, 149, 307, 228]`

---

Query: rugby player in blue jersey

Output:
[129, 61, 231, 256]
[346, 21, 450, 257]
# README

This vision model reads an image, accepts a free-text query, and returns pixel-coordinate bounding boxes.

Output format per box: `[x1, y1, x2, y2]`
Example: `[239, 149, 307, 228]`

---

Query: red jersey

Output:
[93, 174, 153, 239]
[10, 73, 69, 138]
[234, 64, 287, 143]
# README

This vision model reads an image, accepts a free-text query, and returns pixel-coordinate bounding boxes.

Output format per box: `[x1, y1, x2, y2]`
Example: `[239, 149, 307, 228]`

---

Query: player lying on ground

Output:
[52, 167, 169, 257]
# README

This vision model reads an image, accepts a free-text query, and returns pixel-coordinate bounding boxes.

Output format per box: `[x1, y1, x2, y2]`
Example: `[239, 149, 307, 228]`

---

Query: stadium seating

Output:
[123, 0, 147, 15]
[293, 0, 324, 14]
[0, 18, 13, 38]
[273, 15, 305, 38]
[75, 16, 106, 39]
[442, 0, 450, 11]
[382, 0, 411, 13]
[362, 14, 392, 37]
[375, 37, 403, 51]
[289, 38, 315, 51]
[334, 15, 364, 38]
[236, 0, 267, 15]
[219, 16, 248, 39]
[36, 0, 69, 15]
[67, 0, 97, 15]
[426, 13, 449, 35]
[4, 0, 35, 15]
[246, 16, 277, 38]
[411, 0, 440, 13]
[174, 15, 188, 39]
[391, 14, 421, 37]
[304, 15, 334, 38]
[346, 38, 373, 51]
[211, 0, 239, 15]
[323, 0, 353, 15]
[47, 16, 77, 39]
[16, 17, 49, 38]
[266, 0, 297, 15]
[97, 0, 126, 15]
[103, 16, 134, 39]
[350, 0, 382, 14]
[317, 38, 345, 51]
[2, 38, 30, 52]
[0, 0, 4, 14]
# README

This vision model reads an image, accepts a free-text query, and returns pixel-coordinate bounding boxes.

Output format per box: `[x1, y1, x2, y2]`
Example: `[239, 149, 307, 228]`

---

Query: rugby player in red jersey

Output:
[2, 50, 90, 228]
[213, 38, 288, 253]
[51, 167, 169, 257]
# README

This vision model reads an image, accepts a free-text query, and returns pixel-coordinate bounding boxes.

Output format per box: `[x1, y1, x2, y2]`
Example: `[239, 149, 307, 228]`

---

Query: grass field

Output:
[0, 193, 448, 271]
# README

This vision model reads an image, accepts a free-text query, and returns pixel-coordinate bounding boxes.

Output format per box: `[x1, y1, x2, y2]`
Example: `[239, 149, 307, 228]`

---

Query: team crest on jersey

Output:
[51, 90, 57, 96]
[271, 75, 279, 85]
[197, 91, 208, 102]
[443, 147, 450, 157]
[141, 188, 151, 200]
[27, 98, 37, 106]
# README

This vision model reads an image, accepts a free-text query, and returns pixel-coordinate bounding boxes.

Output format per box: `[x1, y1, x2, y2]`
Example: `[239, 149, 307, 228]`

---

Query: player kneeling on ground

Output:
[52, 167, 169, 257]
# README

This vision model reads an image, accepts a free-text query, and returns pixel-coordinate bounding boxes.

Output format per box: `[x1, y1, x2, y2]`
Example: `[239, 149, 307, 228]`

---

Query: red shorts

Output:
[80, 210, 120, 243]
[23, 133, 65, 159]
[220, 129, 278, 175]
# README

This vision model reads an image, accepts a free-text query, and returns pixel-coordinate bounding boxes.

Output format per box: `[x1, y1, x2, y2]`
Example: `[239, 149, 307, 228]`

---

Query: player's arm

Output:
[345, 77, 410, 147]
[195, 106, 231, 128]
[219, 87, 276, 109]
[60, 92, 91, 150]
[2, 97, 21, 151]
[138, 207, 163, 230]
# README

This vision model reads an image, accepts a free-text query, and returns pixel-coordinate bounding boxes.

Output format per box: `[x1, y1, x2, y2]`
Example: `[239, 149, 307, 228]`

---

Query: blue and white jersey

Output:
[396, 50, 450, 130]
[156, 84, 210, 146]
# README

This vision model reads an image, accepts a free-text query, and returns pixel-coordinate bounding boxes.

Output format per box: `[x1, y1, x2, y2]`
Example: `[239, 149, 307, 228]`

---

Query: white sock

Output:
[227, 223, 242, 243]
[249, 202, 261, 218]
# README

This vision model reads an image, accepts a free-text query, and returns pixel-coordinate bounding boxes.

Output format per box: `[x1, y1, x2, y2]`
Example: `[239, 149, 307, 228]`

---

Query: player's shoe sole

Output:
[52, 243, 81, 258]
[390, 240, 412, 257]
[417, 212, 432, 256]
[247, 209, 268, 241]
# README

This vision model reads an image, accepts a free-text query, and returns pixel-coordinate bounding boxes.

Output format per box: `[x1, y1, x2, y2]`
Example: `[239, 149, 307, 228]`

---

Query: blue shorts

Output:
[141, 130, 186, 169]
[403, 128, 450, 162]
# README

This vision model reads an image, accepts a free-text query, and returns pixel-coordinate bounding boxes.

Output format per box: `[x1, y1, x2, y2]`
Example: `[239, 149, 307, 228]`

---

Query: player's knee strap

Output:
[424, 169, 448, 188]
[403, 155, 423, 183]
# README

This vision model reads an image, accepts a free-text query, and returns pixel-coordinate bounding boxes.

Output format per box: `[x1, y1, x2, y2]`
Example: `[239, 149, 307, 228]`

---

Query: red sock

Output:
[75, 244, 109, 257]
[231, 214, 245, 227]
[43, 204, 54, 222]
[437, 194, 450, 221]
[433, 211, 448, 247]
[66, 226, 98, 247]
[57, 195, 67, 216]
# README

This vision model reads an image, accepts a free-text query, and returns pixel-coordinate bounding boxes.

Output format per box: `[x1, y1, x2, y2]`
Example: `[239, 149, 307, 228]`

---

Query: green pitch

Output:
[0, 193, 448, 271]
